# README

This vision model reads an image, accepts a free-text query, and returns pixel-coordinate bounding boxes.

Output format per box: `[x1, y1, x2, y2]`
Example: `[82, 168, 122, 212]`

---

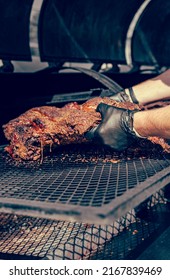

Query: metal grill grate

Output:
[0, 190, 169, 260]
[88, 197, 170, 260]
[0, 210, 135, 260]
[0, 143, 170, 223]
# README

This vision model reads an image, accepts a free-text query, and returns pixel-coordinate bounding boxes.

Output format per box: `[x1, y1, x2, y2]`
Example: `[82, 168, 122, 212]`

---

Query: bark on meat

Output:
[2, 97, 170, 161]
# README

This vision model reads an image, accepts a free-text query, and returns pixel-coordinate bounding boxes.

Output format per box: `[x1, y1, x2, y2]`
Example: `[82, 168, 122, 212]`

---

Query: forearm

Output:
[131, 69, 170, 105]
[133, 105, 170, 138]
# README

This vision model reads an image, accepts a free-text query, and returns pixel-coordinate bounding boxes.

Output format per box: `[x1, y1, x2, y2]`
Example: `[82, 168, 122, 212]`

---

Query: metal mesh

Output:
[0, 143, 170, 223]
[88, 194, 170, 260]
[0, 210, 135, 260]
[0, 190, 169, 260]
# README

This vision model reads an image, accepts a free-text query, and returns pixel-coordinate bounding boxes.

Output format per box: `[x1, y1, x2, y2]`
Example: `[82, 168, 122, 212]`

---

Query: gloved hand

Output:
[100, 87, 139, 104]
[86, 103, 140, 151]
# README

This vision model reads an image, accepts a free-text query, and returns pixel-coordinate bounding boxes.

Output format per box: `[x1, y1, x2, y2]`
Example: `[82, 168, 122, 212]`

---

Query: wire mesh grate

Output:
[1, 143, 170, 223]
[0, 190, 169, 260]
[88, 202, 170, 259]
[0, 210, 135, 259]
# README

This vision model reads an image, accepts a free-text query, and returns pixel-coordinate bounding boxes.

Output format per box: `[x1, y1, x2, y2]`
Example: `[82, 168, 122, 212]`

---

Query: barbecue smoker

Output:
[0, 0, 170, 260]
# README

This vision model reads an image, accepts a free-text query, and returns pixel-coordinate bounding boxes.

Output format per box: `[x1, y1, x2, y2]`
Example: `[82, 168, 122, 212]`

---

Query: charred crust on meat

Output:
[15, 126, 25, 134]
[32, 118, 45, 128]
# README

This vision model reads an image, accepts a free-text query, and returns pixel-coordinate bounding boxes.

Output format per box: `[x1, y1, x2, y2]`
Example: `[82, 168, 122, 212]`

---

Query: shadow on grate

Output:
[0, 190, 169, 260]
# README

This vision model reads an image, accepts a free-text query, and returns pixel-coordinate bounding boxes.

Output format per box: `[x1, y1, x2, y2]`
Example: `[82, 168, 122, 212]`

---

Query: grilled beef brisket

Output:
[2, 97, 170, 161]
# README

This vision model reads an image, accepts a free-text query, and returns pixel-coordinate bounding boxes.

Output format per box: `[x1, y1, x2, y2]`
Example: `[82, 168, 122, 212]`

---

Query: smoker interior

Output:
[1, 120, 170, 259]
[1, 69, 170, 258]
[1, 71, 170, 259]
[1, 0, 170, 260]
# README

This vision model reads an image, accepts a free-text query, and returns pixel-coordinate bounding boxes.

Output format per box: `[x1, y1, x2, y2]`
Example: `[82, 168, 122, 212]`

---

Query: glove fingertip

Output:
[96, 102, 108, 113]
[85, 126, 98, 140]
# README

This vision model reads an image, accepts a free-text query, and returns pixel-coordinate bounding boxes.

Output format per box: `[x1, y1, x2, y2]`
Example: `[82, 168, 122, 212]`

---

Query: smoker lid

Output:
[0, 0, 33, 61]
[3, 0, 169, 68]
[132, 0, 170, 66]
[38, 0, 143, 64]
[1, 0, 170, 68]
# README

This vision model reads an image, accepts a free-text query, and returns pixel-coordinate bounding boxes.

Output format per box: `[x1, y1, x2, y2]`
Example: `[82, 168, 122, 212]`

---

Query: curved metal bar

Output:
[29, 0, 44, 57]
[125, 0, 152, 66]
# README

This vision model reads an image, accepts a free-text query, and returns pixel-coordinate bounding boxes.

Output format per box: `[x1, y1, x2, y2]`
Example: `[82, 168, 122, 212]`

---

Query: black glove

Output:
[86, 103, 139, 151]
[100, 87, 139, 104]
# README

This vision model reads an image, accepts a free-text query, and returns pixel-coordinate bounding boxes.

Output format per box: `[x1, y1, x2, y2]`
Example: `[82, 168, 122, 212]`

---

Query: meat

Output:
[2, 97, 170, 161]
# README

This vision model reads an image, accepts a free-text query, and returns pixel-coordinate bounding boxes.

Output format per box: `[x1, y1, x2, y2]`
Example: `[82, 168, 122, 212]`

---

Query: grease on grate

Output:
[2, 139, 170, 169]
